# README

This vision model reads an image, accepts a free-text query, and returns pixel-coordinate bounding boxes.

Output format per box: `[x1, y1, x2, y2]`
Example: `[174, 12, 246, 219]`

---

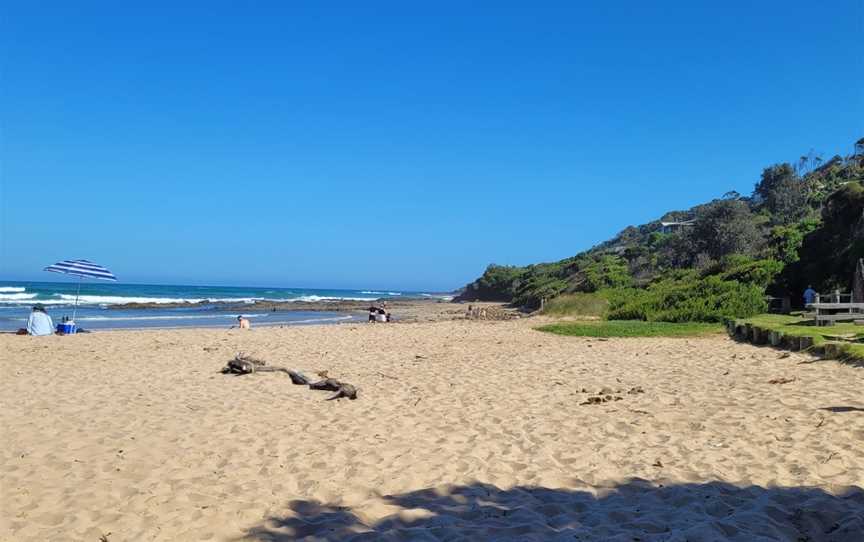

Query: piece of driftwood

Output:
[223, 354, 357, 399]
[222, 354, 310, 385]
[309, 378, 358, 400]
[221, 353, 265, 374]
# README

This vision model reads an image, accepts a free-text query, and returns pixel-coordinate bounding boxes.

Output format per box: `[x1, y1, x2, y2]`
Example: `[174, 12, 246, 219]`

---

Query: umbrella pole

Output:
[73, 281, 81, 322]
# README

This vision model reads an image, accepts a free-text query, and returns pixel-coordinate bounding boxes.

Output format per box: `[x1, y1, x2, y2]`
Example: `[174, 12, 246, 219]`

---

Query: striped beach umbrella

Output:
[44, 259, 118, 322]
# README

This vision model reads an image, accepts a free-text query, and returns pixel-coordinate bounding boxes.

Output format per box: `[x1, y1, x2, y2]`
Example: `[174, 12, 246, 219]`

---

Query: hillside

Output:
[457, 137, 864, 319]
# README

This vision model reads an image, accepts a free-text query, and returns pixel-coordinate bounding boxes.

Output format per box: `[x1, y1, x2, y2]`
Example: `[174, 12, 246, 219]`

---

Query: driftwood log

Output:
[222, 354, 310, 385]
[308, 378, 358, 400]
[223, 354, 358, 400]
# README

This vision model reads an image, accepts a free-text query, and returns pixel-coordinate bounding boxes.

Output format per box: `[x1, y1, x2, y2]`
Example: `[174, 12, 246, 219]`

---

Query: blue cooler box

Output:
[57, 322, 77, 334]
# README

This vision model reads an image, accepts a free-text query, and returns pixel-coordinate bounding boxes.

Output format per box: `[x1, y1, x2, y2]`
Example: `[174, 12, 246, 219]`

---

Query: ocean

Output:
[0, 281, 449, 331]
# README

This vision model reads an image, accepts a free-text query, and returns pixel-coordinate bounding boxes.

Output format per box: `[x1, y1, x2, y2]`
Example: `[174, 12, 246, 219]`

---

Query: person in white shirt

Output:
[21, 304, 54, 336]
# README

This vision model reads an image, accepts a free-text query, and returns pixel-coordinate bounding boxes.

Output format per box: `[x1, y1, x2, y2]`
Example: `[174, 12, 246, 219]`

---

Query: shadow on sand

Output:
[236, 479, 863, 541]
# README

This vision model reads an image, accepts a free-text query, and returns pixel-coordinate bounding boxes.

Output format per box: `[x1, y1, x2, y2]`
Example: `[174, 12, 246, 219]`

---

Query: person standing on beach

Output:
[803, 285, 817, 306]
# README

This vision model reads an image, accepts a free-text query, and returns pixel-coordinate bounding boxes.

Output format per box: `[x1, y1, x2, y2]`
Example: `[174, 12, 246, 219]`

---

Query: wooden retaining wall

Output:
[725, 320, 844, 358]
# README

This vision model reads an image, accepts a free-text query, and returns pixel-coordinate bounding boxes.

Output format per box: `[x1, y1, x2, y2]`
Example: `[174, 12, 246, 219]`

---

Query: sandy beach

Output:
[1, 317, 862, 541]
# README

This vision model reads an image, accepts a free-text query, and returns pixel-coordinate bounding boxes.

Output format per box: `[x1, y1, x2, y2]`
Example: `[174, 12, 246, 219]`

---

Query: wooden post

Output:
[769, 331, 782, 346]
[751, 327, 764, 344]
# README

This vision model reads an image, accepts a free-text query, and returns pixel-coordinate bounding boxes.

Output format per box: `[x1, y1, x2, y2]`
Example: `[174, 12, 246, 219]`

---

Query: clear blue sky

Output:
[1, 1, 862, 291]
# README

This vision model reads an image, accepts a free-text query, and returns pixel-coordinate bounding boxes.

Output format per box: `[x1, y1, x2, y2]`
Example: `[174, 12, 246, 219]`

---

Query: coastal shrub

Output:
[605, 266, 769, 323]
[579, 255, 633, 291]
[541, 293, 609, 318]
[769, 219, 819, 264]
[713, 256, 784, 289]
[512, 274, 568, 308]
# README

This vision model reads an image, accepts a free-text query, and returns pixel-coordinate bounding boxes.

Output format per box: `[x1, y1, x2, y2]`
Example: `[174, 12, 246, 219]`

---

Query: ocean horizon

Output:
[0, 281, 452, 331]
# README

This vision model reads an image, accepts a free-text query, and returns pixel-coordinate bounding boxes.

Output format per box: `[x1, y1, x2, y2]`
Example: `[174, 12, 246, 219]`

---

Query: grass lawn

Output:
[537, 320, 723, 338]
[737, 313, 864, 360]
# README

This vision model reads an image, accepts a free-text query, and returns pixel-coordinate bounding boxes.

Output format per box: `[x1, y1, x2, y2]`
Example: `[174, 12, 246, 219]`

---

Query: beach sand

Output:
[1, 318, 862, 541]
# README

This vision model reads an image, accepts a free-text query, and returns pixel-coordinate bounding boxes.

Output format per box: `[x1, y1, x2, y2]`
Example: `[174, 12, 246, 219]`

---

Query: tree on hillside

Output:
[687, 199, 764, 261]
[778, 182, 864, 297]
[754, 163, 806, 224]
[456, 264, 525, 302]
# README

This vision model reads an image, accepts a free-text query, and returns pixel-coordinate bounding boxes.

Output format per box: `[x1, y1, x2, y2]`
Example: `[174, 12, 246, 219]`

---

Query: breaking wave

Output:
[0, 293, 39, 302]
[74, 313, 270, 322]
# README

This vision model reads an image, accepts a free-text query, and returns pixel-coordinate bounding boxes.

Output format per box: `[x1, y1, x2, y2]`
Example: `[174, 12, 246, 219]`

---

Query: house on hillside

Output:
[659, 219, 696, 234]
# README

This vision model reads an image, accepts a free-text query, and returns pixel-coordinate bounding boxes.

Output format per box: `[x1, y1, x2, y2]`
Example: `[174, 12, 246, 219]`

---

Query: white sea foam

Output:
[55, 294, 259, 305]
[0, 293, 38, 302]
[0, 299, 73, 306]
[0, 286, 26, 292]
[0, 292, 381, 305]
[420, 293, 455, 301]
[360, 291, 402, 296]
[75, 313, 269, 322]
[293, 295, 375, 302]
[41, 294, 378, 305]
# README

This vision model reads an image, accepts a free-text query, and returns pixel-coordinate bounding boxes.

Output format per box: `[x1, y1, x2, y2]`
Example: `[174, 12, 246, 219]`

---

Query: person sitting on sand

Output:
[17, 304, 54, 336]
[236, 315, 251, 329]
[368, 305, 378, 323]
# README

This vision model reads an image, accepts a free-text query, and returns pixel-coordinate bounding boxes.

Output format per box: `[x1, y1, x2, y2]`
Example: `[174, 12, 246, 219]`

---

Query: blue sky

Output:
[1, 1, 862, 291]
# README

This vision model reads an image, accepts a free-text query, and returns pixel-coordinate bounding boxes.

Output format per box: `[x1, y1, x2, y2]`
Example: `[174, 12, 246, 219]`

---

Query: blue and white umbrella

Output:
[44, 259, 118, 321]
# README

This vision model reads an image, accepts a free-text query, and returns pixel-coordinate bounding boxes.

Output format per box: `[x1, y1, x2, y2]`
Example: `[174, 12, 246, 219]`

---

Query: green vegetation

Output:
[537, 320, 722, 338]
[540, 292, 609, 318]
[457, 137, 864, 324]
[735, 314, 864, 361]
[778, 181, 864, 293]
[602, 257, 782, 323]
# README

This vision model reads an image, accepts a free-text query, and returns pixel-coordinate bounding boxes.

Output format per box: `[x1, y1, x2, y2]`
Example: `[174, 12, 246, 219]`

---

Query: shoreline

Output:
[1, 300, 519, 333]
[105, 297, 453, 312]
[105, 299, 520, 326]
